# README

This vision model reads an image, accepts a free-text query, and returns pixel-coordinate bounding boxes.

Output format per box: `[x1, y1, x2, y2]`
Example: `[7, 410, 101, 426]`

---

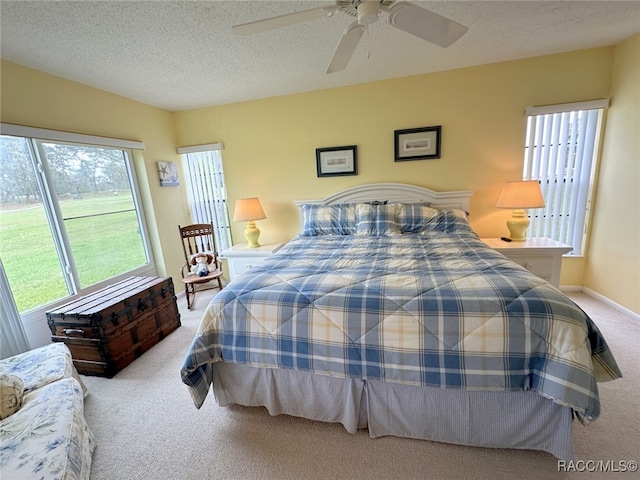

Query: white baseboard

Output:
[582, 287, 640, 322]
[559, 285, 582, 293]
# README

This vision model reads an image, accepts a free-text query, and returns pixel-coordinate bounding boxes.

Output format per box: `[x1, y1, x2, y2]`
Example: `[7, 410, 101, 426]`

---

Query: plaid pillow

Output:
[397, 203, 440, 233]
[300, 204, 356, 235]
[429, 209, 474, 234]
[356, 203, 401, 236]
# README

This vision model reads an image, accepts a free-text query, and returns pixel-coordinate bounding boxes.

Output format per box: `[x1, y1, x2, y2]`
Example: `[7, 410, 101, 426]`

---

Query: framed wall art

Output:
[394, 126, 441, 161]
[157, 161, 179, 186]
[316, 145, 358, 177]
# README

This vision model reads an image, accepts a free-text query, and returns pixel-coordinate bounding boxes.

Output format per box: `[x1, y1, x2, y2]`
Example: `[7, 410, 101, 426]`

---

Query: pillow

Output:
[355, 203, 401, 236]
[428, 209, 474, 234]
[0, 374, 25, 420]
[300, 204, 356, 235]
[397, 203, 440, 233]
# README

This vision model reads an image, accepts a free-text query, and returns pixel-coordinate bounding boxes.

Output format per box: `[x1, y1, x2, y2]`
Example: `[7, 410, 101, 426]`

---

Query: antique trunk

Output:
[47, 276, 181, 377]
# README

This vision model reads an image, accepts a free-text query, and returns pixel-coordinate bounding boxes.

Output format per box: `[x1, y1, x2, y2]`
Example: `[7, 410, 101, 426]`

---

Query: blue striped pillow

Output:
[429, 209, 474, 234]
[300, 204, 356, 235]
[397, 203, 440, 233]
[356, 203, 401, 236]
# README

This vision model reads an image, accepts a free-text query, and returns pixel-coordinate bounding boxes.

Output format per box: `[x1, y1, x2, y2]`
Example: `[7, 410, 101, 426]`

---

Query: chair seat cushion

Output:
[182, 269, 223, 284]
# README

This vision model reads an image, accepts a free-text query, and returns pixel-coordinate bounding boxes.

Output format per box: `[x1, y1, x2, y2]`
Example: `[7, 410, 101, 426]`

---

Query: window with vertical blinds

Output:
[178, 143, 232, 251]
[522, 99, 608, 256]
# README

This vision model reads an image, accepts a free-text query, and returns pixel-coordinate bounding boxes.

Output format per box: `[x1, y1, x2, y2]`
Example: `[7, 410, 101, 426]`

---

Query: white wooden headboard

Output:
[293, 182, 473, 211]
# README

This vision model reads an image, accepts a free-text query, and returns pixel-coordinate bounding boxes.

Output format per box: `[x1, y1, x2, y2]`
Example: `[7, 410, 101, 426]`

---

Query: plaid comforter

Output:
[181, 233, 621, 421]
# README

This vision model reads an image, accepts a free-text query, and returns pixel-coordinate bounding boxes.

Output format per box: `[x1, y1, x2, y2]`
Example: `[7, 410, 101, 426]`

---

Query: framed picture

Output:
[157, 161, 179, 186]
[394, 126, 441, 161]
[316, 145, 358, 177]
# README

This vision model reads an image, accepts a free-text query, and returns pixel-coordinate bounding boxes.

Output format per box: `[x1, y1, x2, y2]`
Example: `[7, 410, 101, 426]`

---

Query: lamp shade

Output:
[496, 181, 545, 209]
[233, 198, 266, 222]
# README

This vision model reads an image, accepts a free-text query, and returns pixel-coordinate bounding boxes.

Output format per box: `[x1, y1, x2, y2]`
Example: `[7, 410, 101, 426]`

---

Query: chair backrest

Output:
[178, 223, 219, 264]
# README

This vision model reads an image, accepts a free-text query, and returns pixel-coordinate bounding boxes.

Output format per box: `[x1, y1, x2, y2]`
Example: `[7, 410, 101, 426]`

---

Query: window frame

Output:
[179, 143, 233, 252]
[0, 123, 156, 339]
[522, 99, 608, 256]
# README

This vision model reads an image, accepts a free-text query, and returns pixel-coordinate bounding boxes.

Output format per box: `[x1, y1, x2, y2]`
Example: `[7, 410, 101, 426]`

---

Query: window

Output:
[522, 99, 608, 256]
[0, 125, 154, 316]
[179, 144, 232, 251]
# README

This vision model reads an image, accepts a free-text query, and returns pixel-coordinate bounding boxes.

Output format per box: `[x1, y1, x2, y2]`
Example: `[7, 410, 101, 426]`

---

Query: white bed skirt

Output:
[211, 363, 573, 460]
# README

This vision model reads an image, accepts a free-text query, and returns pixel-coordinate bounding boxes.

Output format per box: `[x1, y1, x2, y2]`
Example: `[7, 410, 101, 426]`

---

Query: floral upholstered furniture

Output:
[0, 343, 95, 480]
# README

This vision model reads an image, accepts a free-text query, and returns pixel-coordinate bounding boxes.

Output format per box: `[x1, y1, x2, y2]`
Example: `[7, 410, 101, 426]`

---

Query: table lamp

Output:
[233, 197, 266, 248]
[496, 180, 545, 241]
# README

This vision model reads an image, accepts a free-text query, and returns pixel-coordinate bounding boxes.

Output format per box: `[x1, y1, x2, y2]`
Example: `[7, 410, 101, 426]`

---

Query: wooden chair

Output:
[178, 223, 223, 310]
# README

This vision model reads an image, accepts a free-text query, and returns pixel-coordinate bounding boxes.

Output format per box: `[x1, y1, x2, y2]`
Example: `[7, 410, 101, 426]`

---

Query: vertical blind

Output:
[0, 259, 31, 358]
[179, 144, 232, 251]
[523, 99, 607, 255]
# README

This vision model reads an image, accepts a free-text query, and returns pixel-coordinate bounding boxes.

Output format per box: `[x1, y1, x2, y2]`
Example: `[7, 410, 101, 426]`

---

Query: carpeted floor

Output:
[81, 289, 639, 480]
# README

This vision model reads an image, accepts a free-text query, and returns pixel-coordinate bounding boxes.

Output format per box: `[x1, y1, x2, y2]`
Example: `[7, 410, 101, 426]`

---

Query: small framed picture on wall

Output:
[316, 145, 358, 177]
[394, 126, 441, 161]
[157, 161, 179, 186]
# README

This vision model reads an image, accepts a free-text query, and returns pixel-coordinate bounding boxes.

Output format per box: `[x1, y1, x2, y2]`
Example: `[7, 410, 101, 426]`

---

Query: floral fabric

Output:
[0, 344, 94, 479]
[0, 377, 95, 480]
[0, 342, 87, 395]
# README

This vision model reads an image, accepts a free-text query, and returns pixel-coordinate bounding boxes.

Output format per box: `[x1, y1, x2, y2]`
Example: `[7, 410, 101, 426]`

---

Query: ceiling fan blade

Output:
[385, 1, 467, 48]
[232, 5, 338, 35]
[326, 22, 366, 74]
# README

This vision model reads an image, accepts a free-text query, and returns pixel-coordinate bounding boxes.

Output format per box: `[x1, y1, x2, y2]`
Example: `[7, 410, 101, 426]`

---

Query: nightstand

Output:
[220, 243, 284, 281]
[481, 237, 572, 288]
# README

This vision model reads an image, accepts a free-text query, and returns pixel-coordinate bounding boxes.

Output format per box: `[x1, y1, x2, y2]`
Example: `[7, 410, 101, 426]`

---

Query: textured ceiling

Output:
[1, 1, 639, 111]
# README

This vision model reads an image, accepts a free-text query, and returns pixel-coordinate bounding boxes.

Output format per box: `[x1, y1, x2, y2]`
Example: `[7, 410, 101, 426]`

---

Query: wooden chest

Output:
[47, 276, 181, 377]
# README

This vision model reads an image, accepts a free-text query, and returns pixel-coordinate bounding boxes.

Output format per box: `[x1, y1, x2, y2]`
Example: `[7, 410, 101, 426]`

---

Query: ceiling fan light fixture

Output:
[232, 0, 468, 73]
[357, 1, 380, 25]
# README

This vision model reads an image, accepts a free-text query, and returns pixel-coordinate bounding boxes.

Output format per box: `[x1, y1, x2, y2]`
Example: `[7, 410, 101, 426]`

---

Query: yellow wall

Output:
[0, 60, 191, 289]
[584, 34, 640, 313]
[174, 48, 614, 286]
[3, 42, 637, 315]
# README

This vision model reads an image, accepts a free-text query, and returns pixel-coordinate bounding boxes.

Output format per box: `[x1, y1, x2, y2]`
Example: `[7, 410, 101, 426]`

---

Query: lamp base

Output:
[244, 221, 261, 248]
[505, 209, 530, 241]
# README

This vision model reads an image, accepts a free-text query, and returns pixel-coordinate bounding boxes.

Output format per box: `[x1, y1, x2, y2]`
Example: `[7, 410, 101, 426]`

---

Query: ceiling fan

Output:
[232, 0, 468, 74]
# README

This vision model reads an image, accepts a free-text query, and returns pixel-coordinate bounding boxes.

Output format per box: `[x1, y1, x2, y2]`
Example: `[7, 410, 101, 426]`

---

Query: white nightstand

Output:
[220, 243, 284, 281]
[481, 237, 572, 288]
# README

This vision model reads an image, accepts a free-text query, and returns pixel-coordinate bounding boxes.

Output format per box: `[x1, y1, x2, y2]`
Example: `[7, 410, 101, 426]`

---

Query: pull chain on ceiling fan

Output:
[232, 0, 468, 74]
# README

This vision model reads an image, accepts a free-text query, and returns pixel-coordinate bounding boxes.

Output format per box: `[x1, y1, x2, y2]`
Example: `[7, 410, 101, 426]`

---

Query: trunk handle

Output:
[62, 328, 85, 336]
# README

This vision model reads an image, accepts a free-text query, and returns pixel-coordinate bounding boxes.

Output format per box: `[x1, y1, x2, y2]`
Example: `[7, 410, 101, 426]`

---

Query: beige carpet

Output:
[82, 290, 639, 480]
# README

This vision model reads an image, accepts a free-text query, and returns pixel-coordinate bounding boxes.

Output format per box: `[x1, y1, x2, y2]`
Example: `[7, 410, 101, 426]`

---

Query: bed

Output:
[181, 182, 621, 460]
